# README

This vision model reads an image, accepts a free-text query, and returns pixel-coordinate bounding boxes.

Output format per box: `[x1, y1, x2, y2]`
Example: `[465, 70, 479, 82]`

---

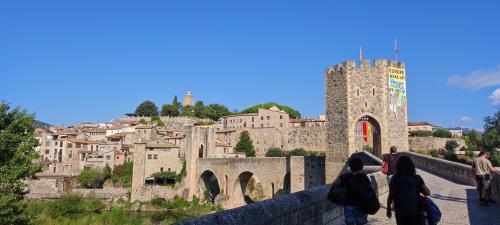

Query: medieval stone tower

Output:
[324, 59, 409, 182]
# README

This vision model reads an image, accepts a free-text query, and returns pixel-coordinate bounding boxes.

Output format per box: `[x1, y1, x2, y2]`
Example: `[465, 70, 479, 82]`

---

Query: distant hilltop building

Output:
[182, 90, 194, 107]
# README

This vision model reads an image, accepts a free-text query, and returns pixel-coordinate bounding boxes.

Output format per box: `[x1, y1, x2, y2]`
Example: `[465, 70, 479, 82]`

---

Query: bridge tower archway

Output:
[354, 115, 382, 158]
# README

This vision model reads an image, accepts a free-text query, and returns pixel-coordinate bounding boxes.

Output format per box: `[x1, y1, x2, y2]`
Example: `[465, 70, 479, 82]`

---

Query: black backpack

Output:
[358, 176, 380, 215]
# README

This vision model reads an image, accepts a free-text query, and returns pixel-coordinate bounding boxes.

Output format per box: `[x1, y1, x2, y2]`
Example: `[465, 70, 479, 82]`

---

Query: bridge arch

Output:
[232, 171, 264, 205]
[276, 172, 291, 196]
[352, 114, 382, 158]
[197, 170, 221, 203]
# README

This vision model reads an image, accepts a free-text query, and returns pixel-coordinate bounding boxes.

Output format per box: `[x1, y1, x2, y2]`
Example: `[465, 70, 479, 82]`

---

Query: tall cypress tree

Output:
[235, 131, 256, 157]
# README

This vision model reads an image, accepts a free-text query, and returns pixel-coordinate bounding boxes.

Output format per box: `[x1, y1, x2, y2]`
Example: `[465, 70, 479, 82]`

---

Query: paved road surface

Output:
[369, 169, 500, 225]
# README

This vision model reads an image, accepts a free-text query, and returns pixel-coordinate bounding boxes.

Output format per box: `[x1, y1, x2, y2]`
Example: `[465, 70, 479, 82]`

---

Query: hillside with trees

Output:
[240, 102, 301, 119]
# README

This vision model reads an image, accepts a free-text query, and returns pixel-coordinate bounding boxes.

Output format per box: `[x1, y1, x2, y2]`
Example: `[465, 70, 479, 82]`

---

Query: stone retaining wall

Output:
[408, 137, 465, 152]
[174, 171, 388, 225]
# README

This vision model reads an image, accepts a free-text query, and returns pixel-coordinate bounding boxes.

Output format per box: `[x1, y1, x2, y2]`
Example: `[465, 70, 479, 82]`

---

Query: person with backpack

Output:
[386, 156, 431, 225]
[334, 157, 379, 225]
[382, 146, 398, 180]
[472, 150, 497, 206]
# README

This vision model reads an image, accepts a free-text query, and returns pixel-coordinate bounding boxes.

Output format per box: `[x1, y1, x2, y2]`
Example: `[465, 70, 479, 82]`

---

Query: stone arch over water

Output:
[197, 170, 220, 203]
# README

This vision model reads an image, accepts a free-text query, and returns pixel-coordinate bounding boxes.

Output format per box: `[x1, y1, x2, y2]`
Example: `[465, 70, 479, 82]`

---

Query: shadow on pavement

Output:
[466, 188, 500, 225]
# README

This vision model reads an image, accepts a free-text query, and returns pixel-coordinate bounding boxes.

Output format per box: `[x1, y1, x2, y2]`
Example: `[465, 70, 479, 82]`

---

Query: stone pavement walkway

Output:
[369, 169, 500, 225]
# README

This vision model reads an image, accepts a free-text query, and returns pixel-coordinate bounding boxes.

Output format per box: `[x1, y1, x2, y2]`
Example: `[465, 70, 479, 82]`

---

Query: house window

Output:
[60, 142, 63, 147]
[357, 89, 359, 96]
[373, 88, 375, 96]
[147, 154, 152, 160]
[261, 116, 264, 120]
[261, 124, 263, 128]
[153, 154, 158, 160]
[280, 123, 283, 127]
[267, 116, 270, 120]
[76, 143, 81, 148]
[252, 117, 254, 122]
[280, 115, 283, 119]
[160, 167, 164, 172]
[117, 156, 120, 159]
[67, 143, 72, 148]
[45, 149, 49, 154]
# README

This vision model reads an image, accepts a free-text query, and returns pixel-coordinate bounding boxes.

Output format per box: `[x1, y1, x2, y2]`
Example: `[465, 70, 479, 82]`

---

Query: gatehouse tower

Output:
[325, 59, 409, 183]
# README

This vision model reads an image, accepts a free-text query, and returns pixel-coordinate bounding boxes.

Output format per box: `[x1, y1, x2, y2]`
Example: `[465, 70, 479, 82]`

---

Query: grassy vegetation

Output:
[25, 194, 222, 225]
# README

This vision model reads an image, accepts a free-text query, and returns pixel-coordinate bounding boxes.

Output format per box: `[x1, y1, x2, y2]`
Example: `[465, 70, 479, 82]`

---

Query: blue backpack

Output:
[424, 197, 441, 225]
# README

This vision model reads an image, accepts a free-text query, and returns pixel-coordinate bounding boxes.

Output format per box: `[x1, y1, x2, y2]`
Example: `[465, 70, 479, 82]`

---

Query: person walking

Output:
[387, 156, 431, 225]
[336, 157, 371, 225]
[382, 146, 398, 180]
[472, 150, 496, 206]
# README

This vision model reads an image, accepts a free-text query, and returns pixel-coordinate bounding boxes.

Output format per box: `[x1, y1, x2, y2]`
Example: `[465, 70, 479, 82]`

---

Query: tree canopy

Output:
[240, 102, 301, 119]
[204, 104, 230, 121]
[234, 131, 256, 157]
[0, 103, 39, 224]
[135, 100, 158, 117]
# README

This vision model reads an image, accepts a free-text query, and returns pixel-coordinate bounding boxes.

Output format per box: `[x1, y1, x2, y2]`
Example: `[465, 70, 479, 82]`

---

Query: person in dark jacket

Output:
[336, 157, 371, 225]
[386, 156, 431, 225]
[383, 146, 398, 179]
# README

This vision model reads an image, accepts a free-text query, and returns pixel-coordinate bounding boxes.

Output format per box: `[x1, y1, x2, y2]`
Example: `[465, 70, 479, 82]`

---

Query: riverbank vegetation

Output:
[25, 194, 222, 225]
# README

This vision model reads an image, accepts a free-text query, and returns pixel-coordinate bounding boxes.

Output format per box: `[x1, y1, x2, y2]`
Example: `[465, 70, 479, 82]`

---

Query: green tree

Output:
[433, 129, 452, 138]
[265, 147, 285, 157]
[77, 167, 106, 188]
[111, 162, 133, 188]
[240, 102, 301, 119]
[103, 164, 112, 181]
[134, 100, 158, 117]
[161, 104, 176, 117]
[204, 104, 230, 121]
[138, 118, 148, 124]
[151, 115, 165, 127]
[194, 101, 205, 118]
[181, 105, 194, 117]
[172, 96, 181, 114]
[481, 109, 500, 165]
[444, 140, 459, 161]
[235, 131, 256, 157]
[0, 103, 39, 225]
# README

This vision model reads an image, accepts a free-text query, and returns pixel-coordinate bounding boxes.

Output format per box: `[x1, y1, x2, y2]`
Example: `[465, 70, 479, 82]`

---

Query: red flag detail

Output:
[362, 121, 368, 142]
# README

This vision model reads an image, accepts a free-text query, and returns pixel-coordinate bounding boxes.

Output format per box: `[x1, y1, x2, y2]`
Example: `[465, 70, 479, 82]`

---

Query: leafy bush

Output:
[429, 149, 439, 158]
[265, 148, 285, 157]
[47, 194, 86, 218]
[433, 129, 452, 138]
[151, 171, 177, 185]
[362, 145, 373, 153]
[409, 130, 433, 137]
[151, 197, 168, 208]
[77, 166, 107, 188]
[288, 148, 306, 156]
[112, 162, 133, 188]
[86, 197, 106, 213]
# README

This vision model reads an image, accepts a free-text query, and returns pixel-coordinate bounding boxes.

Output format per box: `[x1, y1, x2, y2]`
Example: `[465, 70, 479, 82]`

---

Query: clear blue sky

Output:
[1, 0, 499, 130]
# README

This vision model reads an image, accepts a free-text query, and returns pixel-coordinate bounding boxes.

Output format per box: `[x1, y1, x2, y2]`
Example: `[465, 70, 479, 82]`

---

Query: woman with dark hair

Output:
[336, 157, 371, 225]
[386, 156, 431, 225]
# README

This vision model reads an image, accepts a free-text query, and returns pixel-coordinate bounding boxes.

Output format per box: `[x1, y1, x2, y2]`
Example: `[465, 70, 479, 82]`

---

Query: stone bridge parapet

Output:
[400, 151, 500, 202]
[175, 171, 388, 225]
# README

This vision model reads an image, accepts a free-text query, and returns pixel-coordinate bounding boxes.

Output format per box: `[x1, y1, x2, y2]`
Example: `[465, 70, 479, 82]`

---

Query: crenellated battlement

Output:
[325, 59, 405, 75]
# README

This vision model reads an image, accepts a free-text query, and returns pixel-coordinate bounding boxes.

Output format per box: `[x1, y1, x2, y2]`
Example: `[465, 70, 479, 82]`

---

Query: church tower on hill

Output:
[183, 90, 195, 107]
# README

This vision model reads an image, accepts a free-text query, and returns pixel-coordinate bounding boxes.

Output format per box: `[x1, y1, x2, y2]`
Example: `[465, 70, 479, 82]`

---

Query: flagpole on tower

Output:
[394, 38, 399, 63]
[359, 45, 363, 64]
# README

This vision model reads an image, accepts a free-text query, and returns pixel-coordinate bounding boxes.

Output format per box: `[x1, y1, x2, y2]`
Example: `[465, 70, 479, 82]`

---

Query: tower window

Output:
[357, 89, 359, 96]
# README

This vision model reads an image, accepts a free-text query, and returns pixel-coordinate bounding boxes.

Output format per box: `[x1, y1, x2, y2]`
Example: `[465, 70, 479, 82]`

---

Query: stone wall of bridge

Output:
[400, 151, 500, 202]
[174, 171, 388, 225]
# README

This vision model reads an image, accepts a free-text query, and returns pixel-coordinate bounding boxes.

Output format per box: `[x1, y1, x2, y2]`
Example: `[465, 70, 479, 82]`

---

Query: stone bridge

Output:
[177, 151, 500, 225]
[195, 157, 325, 208]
